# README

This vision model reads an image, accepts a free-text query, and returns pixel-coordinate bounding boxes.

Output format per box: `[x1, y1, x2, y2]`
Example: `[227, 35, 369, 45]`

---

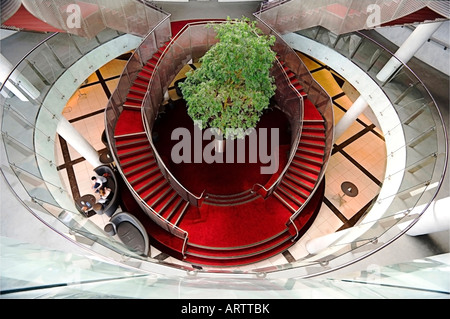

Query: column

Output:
[335, 22, 443, 141]
[334, 95, 369, 142]
[398, 197, 450, 236]
[376, 21, 443, 82]
[0, 53, 41, 101]
[56, 116, 102, 168]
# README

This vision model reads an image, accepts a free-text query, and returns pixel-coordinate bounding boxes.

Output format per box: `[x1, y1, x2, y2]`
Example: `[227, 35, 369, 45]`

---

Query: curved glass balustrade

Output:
[0, 18, 447, 282]
[2, 236, 449, 298]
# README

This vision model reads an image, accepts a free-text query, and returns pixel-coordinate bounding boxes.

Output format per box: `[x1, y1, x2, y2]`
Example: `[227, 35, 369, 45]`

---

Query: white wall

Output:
[376, 21, 450, 76]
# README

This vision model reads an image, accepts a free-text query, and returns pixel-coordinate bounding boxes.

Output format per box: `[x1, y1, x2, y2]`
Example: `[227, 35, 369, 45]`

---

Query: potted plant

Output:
[180, 17, 277, 152]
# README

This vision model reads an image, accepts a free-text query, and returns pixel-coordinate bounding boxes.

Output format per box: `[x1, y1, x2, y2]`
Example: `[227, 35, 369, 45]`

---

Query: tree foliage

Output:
[180, 17, 277, 139]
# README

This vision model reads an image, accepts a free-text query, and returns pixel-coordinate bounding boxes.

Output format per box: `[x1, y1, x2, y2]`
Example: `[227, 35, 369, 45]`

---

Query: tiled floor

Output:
[54, 52, 386, 271]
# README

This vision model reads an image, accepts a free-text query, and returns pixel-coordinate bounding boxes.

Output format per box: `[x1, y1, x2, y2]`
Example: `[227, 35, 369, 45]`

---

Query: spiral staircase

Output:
[0, 0, 448, 290]
[105, 18, 332, 266]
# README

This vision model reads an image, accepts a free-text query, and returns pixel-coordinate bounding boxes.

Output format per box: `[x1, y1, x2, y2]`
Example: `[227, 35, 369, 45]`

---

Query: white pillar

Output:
[376, 21, 443, 82]
[0, 53, 40, 101]
[334, 95, 369, 142]
[56, 116, 102, 168]
[335, 22, 443, 140]
[398, 197, 450, 236]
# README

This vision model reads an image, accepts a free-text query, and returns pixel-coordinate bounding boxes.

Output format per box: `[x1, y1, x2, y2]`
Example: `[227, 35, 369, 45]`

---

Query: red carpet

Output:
[152, 100, 292, 196]
[180, 196, 292, 248]
[110, 21, 328, 266]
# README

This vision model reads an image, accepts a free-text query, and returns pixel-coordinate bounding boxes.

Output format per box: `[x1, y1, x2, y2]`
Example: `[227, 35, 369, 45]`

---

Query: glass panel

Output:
[2, 136, 41, 177]
[94, 28, 120, 44]
[1, 106, 35, 150]
[46, 33, 82, 68]
[334, 33, 363, 58]
[13, 60, 51, 103]
[138, 33, 157, 63]
[12, 166, 59, 207]
[352, 38, 383, 73]
[25, 45, 66, 85]
[70, 34, 99, 55]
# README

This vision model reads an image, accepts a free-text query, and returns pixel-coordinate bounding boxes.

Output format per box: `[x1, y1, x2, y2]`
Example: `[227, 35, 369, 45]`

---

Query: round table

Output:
[341, 181, 359, 197]
[333, 181, 358, 206]
[76, 194, 96, 216]
[99, 151, 114, 164]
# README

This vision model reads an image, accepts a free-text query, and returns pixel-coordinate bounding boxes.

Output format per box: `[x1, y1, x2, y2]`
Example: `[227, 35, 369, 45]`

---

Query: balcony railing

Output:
[255, 16, 334, 238]
[252, 26, 448, 277]
[1, 14, 447, 280]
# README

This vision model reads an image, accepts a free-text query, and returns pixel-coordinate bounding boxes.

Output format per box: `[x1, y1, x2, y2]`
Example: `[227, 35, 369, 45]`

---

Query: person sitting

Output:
[98, 187, 113, 207]
[91, 175, 107, 193]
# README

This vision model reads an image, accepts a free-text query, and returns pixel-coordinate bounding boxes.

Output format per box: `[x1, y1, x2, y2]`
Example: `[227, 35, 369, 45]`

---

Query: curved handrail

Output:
[250, 57, 304, 197]
[254, 26, 448, 276]
[102, 15, 194, 244]
[254, 14, 334, 239]
[140, 20, 223, 205]
[0, 32, 59, 92]
[142, 20, 305, 207]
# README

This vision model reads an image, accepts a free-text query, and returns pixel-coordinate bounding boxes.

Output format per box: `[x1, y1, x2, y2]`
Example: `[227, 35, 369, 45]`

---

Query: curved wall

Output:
[281, 32, 406, 256]
[34, 34, 142, 211]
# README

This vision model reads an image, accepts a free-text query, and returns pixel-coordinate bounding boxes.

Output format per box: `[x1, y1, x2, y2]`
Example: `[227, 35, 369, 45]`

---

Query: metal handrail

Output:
[254, 14, 334, 239]
[102, 15, 193, 243]
[144, 20, 304, 204]
[0, 32, 59, 92]
[140, 20, 224, 205]
[250, 57, 304, 198]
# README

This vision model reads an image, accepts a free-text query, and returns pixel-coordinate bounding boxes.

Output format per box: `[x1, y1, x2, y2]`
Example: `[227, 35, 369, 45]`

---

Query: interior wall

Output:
[375, 21, 450, 76]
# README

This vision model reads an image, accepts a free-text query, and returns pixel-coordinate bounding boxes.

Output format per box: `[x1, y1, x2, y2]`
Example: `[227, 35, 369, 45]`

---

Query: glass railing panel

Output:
[137, 33, 157, 64]
[154, 18, 172, 47]
[46, 33, 83, 69]
[149, 70, 164, 110]
[258, 3, 279, 27]
[95, 28, 122, 44]
[25, 45, 66, 86]
[12, 60, 52, 103]
[365, 48, 392, 79]
[2, 136, 41, 178]
[70, 34, 101, 56]
[382, 68, 418, 102]
[11, 166, 59, 207]
[123, 2, 146, 36]
[315, 28, 339, 48]
[115, 72, 133, 106]
[124, 53, 143, 84]
[189, 26, 209, 60]
[157, 52, 174, 92]
[1, 105, 36, 150]
[395, 97, 432, 124]
[334, 33, 363, 59]
[351, 38, 384, 73]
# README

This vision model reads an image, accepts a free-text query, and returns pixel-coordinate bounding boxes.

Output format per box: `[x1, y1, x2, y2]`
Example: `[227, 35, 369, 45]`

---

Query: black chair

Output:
[93, 165, 119, 217]
[104, 212, 150, 256]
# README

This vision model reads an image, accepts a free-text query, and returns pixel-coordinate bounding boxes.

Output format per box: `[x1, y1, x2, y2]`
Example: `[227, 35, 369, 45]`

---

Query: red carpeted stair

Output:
[113, 41, 190, 229]
[272, 61, 326, 214]
[111, 22, 328, 267]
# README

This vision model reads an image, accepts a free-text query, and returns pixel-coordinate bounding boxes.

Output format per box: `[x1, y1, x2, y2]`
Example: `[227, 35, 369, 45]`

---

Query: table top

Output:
[99, 151, 114, 163]
[76, 194, 96, 209]
[341, 181, 358, 197]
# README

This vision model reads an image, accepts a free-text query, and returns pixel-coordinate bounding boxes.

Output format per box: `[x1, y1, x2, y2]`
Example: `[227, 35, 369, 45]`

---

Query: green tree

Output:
[180, 17, 277, 139]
